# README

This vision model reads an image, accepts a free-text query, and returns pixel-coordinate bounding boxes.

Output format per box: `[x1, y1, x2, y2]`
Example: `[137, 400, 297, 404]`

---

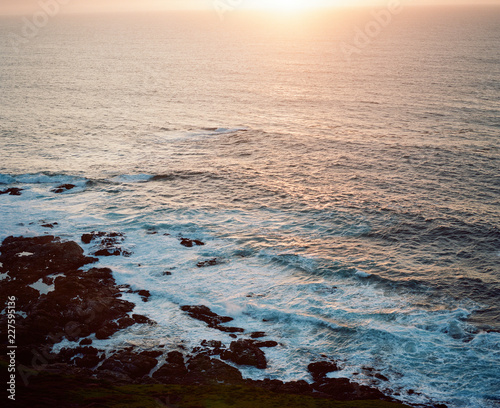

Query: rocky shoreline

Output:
[0, 235, 432, 407]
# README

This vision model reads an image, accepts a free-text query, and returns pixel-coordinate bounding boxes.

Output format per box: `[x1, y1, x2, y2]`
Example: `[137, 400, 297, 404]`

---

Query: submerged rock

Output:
[51, 184, 76, 193]
[0, 187, 23, 195]
[196, 258, 218, 267]
[81, 231, 132, 257]
[180, 238, 205, 247]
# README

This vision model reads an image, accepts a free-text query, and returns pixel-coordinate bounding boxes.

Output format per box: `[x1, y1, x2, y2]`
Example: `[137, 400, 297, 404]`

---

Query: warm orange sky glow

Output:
[1, 0, 500, 15]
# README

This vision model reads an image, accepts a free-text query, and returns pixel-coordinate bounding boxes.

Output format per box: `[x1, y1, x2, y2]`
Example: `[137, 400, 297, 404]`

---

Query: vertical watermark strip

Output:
[6, 296, 17, 402]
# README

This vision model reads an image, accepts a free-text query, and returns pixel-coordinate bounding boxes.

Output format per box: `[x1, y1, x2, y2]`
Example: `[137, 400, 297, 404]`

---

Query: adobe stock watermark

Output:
[213, 0, 244, 21]
[8, 0, 71, 53]
[339, 0, 405, 63]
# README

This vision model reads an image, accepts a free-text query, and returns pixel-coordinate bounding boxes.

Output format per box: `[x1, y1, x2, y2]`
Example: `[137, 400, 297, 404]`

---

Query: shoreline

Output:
[0, 234, 425, 408]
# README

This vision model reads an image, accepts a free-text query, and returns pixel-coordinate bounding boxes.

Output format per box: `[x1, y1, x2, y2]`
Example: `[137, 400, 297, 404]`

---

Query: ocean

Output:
[0, 6, 499, 407]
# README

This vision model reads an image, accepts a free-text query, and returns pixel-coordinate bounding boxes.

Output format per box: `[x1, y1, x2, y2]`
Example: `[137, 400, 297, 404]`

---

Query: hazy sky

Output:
[1, 0, 499, 15]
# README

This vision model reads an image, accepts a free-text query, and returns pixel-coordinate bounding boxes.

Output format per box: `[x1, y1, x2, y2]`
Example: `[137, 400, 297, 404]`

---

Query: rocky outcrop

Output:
[81, 231, 132, 257]
[179, 238, 205, 247]
[0, 187, 23, 195]
[308, 360, 340, 382]
[51, 184, 76, 193]
[0, 235, 409, 406]
[196, 258, 218, 267]
[99, 350, 162, 380]
[180, 305, 244, 333]
[221, 339, 267, 369]
[0, 236, 145, 367]
[152, 351, 189, 384]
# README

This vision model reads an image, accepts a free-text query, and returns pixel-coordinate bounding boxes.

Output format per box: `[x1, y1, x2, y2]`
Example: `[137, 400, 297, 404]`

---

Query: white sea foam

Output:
[29, 278, 55, 295]
[1, 178, 498, 408]
[110, 174, 153, 183]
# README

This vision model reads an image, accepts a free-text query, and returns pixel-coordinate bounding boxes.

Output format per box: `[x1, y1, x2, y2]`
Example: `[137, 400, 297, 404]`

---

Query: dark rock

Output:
[313, 378, 387, 400]
[153, 351, 188, 384]
[137, 289, 151, 302]
[94, 248, 122, 256]
[196, 340, 226, 356]
[0, 187, 23, 195]
[196, 258, 217, 267]
[255, 341, 278, 348]
[79, 338, 93, 346]
[186, 355, 243, 385]
[308, 361, 340, 382]
[99, 350, 159, 379]
[180, 305, 232, 326]
[95, 322, 120, 340]
[41, 222, 58, 228]
[180, 238, 205, 247]
[248, 378, 313, 396]
[117, 316, 136, 329]
[221, 339, 267, 369]
[374, 373, 389, 381]
[0, 236, 134, 367]
[163, 271, 173, 276]
[180, 305, 244, 333]
[51, 184, 76, 193]
[214, 326, 245, 333]
[250, 331, 266, 338]
[132, 314, 156, 325]
[81, 231, 131, 257]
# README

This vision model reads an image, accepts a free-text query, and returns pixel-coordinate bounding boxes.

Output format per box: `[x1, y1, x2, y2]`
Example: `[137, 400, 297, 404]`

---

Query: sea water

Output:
[0, 7, 499, 407]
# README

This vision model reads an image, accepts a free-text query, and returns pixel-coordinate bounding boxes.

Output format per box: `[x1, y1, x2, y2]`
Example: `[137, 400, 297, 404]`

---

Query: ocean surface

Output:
[0, 6, 499, 407]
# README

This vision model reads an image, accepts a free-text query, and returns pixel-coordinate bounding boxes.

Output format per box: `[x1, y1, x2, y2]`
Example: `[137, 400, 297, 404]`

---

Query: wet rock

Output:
[308, 361, 340, 382]
[137, 289, 151, 302]
[95, 322, 120, 340]
[186, 355, 243, 385]
[51, 184, 76, 193]
[0, 235, 97, 284]
[163, 271, 173, 276]
[41, 222, 58, 228]
[180, 238, 205, 247]
[250, 331, 266, 338]
[132, 314, 156, 325]
[0, 187, 23, 195]
[180, 305, 244, 333]
[248, 378, 313, 396]
[81, 231, 131, 257]
[193, 340, 226, 356]
[79, 338, 93, 346]
[313, 378, 387, 401]
[221, 339, 267, 369]
[196, 258, 218, 267]
[117, 316, 136, 329]
[99, 350, 160, 379]
[153, 351, 188, 384]
[0, 236, 135, 366]
[375, 373, 389, 381]
[255, 340, 278, 348]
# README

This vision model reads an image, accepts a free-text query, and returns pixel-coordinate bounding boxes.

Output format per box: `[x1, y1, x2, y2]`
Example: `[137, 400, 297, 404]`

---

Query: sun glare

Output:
[248, 0, 359, 12]
[251, 0, 318, 12]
